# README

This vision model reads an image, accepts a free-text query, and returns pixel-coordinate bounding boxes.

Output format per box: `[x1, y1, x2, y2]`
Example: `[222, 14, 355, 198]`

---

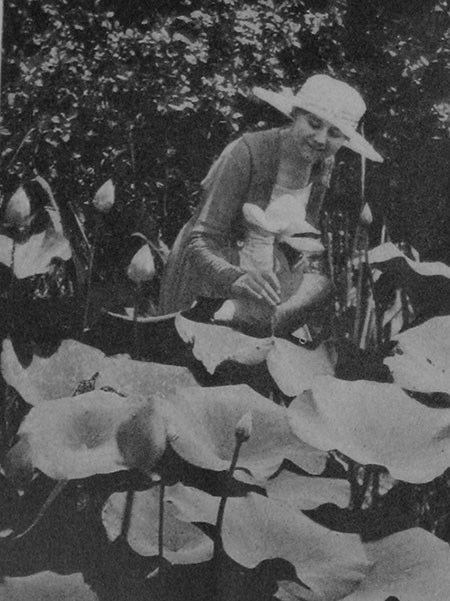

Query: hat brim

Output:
[252, 87, 383, 163]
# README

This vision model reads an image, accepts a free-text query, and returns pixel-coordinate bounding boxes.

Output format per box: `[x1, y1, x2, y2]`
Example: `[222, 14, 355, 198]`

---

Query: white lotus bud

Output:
[4, 186, 31, 229]
[127, 244, 155, 284]
[93, 179, 115, 214]
[359, 202, 373, 226]
[235, 411, 253, 443]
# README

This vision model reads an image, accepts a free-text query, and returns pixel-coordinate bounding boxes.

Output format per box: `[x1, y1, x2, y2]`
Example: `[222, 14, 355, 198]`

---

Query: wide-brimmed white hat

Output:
[253, 74, 383, 162]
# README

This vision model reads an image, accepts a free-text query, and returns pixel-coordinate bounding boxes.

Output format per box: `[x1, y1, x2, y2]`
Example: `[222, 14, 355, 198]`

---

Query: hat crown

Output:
[294, 74, 366, 133]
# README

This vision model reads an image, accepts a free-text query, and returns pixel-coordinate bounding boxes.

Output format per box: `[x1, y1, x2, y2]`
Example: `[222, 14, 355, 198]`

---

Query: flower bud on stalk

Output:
[92, 179, 115, 214]
[4, 186, 32, 235]
[359, 202, 373, 226]
[235, 411, 253, 443]
[127, 244, 156, 284]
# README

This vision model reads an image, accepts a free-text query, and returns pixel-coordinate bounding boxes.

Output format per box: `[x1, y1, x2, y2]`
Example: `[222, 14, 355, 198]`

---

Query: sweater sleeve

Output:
[187, 137, 252, 296]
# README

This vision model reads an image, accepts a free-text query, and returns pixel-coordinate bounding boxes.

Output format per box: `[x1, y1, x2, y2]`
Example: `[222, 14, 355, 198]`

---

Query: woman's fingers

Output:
[252, 272, 281, 306]
[231, 272, 281, 306]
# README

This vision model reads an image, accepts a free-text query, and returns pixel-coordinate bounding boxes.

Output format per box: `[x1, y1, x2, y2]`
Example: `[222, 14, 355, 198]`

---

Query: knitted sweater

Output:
[159, 127, 333, 313]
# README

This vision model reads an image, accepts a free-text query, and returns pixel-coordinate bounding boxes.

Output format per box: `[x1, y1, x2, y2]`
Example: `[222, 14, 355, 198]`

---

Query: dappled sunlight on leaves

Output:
[289, 376, 450, 483]
[102, 485, 213, 564]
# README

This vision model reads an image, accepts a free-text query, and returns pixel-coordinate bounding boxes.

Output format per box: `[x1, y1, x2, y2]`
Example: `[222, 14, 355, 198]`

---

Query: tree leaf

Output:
[1, 338, 107, 405]
[265, 471, 351, 511]
[10, 391, 151, 480]
[342, 528, 450, 601]
[289, 376, 450, 483]
[267, 339, 335, 396]
[168, 485, 369, 600]
[102, 485, 213, 564]
[175, 314, 272, 374]
[160, 385, 327, 479]
[384, 316, 450, 395]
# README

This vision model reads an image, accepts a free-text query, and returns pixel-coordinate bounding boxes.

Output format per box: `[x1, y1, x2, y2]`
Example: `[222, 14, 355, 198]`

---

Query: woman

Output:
[160, 74, 383, 336]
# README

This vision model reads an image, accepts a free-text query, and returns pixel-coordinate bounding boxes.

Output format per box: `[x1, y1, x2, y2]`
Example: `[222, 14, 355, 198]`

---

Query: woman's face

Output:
[289, 111, 348, 163]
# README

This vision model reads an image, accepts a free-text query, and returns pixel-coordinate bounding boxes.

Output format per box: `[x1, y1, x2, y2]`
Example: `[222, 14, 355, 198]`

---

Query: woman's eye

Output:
[307, 116, 322, 129]
[329, 127, 346, 139]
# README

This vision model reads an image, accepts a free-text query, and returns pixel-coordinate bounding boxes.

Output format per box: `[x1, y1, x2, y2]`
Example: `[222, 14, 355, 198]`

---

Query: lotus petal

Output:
[342, 528, 450, 601]
[160, 385, 327, 479]
[95, 356, 198, 398]
[169, 484, 369, 600]
[266, 471, 351, 511]
[267, 339, 335, 396]
[0, 572, 97, 601]
[384, 316, 450, 395]
[10, 230, 72, 279]
[175, 314, 272, 374]
[1, 339, 107, 405]
[102, 486, 213, 564]
[13, 391, 149, 479]
[289, 376, 450, 483]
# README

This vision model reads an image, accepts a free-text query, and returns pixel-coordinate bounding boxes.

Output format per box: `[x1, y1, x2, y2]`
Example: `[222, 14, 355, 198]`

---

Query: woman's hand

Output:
[230, 271, 281, 307]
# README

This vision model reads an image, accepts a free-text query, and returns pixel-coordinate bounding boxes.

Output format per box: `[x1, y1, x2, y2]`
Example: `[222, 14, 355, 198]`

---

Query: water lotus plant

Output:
[175, 313, 335, 396]
[92, 179, 115, 214]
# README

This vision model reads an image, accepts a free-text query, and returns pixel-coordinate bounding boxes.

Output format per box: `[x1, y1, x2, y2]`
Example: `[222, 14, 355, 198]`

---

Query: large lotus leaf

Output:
[367, 242, 450, 279]
[11, 391, 152, 480]
[95, 356, 198, 399]
[160, 385, 327, 479]
[0, 230, 72, 279]
[175, 314, 272, 374]
[168, 484, 369, 601]
[0, 572, 97, 601]
[267, 339, 335, 397]
[265, 471, 351, 511]
[384, 316, 450, 395]
[102, 486, 213, 564]
[342, 528, 450, 601]
[1, 338, 107, 405]
[289, 376, 450, 483]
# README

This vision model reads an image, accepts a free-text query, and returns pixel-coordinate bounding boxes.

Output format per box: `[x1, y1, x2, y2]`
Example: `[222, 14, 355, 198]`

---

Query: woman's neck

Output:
[276, 128, 313, 189]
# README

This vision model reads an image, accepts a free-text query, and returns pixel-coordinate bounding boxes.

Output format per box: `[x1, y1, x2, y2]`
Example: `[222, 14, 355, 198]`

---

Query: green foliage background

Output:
[2, 0, 450, 258]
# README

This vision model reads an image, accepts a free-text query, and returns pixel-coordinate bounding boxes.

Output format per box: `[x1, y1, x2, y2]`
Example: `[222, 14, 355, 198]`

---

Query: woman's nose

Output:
[313, 127, 327, 146]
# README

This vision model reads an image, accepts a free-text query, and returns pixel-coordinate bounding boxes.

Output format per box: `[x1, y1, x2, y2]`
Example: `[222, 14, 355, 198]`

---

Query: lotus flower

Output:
[359, 202, 373, 226]
[92, 179, 115, 214]
[3, 186, 32, 231]
[127, 244, 156, 284]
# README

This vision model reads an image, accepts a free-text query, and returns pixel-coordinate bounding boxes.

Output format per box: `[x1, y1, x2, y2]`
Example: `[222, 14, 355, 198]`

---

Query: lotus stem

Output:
[10, 479, 68, 541]
[158, 480, 165, 563]
[132, 283, 141, 359]
[82, 218, 100, 333]
[120, 490, 135, 540]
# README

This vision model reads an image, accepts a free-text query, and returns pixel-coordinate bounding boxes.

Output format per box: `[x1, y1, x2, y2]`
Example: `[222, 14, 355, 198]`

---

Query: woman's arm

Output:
[188, 138, 251, 297]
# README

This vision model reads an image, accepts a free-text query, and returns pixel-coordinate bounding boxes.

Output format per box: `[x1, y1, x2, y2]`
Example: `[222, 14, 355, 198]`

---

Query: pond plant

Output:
[2, 179, 450, 601]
